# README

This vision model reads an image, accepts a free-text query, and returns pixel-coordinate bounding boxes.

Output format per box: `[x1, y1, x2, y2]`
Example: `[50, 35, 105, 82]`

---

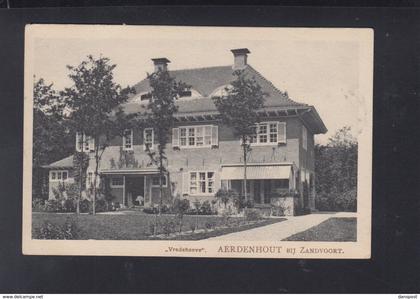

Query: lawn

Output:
[283, 217, 357, 242]
[32, 212, 285, 240]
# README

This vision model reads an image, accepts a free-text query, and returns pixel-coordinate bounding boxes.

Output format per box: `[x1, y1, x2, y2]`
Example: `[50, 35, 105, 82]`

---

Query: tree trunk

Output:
[92, 137, 100, 216]
[76, 142, 84, 215]
[242, 136, 248, 204]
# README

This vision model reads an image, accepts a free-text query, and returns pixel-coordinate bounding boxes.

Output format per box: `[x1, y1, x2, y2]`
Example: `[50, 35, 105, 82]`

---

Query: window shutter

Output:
[278, 122, 286, 143]
[172, 128, 179, 147]
[89, 136, 95, 151]
[75, 132, 81, 152]
[182, 172, 189, 195]
[211, 125, 219, 146]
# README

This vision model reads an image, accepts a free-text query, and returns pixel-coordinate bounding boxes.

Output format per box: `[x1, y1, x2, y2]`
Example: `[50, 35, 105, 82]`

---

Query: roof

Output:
[122, 64, 309, 115]
[43, 155, 74, 169]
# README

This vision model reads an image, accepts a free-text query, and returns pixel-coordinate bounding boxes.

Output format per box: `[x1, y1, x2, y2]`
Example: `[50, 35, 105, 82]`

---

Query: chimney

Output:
[151, 57, 170, 72]
[231, 48, 250, 70]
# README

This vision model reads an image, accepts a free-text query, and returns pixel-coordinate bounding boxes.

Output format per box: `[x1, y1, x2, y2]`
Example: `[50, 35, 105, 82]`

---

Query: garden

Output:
[32, 187, 287, 240]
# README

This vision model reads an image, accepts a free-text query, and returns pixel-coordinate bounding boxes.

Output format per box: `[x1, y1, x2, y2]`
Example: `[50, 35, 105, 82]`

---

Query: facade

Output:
[44, 48, 327, 215]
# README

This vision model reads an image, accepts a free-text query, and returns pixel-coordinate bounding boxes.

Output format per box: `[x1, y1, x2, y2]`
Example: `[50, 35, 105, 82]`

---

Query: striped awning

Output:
[220, 164, 292, 180]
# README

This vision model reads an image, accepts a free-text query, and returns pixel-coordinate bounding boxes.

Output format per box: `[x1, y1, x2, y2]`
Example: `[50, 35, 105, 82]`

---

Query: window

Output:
[140, 93, 152, 101]
[179, 90, 192, 98]
[87, 171, 93, 188]
[123, 129, 133, 150]
[50, 170, 69, 182]
[189, 171, 215, 195]
[302, 125, 308, 150]
[76, 132, 94, 152]
[151, 175, 167, 187]
[245, 122, 286, 145]
[110, 177, 124, 188]
[143, 128, 154, 150]
[173, 125, 217, 148]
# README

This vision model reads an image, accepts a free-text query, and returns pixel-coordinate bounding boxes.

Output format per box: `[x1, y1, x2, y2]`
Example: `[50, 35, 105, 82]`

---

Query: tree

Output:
[213, 70, 267, 203]
[62, 55, 134, 215]
[141, 69, 188, 234]
[33, 78, 73, 199]
[315, 126, 358, 211]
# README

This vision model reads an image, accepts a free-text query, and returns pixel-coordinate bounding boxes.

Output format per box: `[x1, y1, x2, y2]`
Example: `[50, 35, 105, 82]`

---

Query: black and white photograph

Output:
[22, 25, 373, 258]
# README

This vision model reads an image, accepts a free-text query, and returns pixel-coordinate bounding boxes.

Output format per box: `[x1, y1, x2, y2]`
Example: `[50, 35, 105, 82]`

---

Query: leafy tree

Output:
[62, 55, 134, 215]
[213, 70, 267, 203]
[142, 70, 188, 216]
[33, 78, 73, 199]
[315, 126, 358, 211]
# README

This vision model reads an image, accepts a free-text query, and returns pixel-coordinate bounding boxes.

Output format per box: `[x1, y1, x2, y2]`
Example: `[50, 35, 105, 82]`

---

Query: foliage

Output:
[116, 147, 139, 169]
[162, 219, 177, 236]
[141, 69, 189, 216]
[92, 199, 108, 213]
[213, 70, 267, 202]
[33, 79, 74, 198]
[33, 217, 82, 240]
[62, 199, 76, 212]
[79, 199, 91, 213]
[73, 152, 89, 187]
[44, 199, 61, 212]
[62, 55, 135, 214]
[215, 189, 239, 208]
[244, 209, 263, 221]
[315, 126, 358, 212]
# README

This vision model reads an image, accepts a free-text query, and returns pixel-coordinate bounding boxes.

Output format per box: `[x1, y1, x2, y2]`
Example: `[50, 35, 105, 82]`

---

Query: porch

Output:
[100, 168, 169, 208]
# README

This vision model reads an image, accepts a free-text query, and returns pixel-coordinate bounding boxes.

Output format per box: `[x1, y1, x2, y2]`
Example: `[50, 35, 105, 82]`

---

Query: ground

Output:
[32, 211, 285, 240]
[283, 217, 357, 242]
[206, 212, 356, 241]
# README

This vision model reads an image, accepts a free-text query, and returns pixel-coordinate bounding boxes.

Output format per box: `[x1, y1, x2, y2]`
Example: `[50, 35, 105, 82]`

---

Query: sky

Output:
[31, 25, 372, 144]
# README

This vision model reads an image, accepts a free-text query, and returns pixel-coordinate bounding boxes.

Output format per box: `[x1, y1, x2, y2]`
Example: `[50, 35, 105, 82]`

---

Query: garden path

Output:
[205, 212, 357, 241]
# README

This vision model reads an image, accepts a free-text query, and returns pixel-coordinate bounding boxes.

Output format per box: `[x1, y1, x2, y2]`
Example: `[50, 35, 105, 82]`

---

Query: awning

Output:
[220, 164, 292, 180]
[100, 168, 159, 175]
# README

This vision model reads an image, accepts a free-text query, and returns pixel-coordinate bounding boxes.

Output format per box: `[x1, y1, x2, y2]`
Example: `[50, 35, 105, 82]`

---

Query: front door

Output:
[253, 180, 261, 204]
[125, 177, 145, 206]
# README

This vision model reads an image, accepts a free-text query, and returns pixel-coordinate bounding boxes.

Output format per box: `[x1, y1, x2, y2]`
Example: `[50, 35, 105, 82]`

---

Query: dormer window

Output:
[179, 90, 192, 98]
[123, 129, 133, 151]
[140, 93, 152, 101]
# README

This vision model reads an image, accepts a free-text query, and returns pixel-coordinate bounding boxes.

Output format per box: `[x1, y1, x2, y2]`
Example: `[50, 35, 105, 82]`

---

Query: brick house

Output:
[44, 48, 327, 215]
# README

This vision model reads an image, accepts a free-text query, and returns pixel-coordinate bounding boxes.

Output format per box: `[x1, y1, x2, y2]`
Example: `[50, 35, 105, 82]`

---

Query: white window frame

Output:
[176, 125, 215, 148]
[151, 175, 168, 188]
[302, 125, 308, 150]
[122, 129, 133, 151]
[110, 177, 124, 188]
[86, 171, 93, 188]
[243, 121, 286, 146]
[76, 132, 94, 152]
[143, 128, 154, 150]
[50, 170, 69, 182]
[188, 171, 215, 195]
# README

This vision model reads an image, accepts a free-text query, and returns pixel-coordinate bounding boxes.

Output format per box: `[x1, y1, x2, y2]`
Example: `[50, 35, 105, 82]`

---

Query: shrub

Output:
[244, 209, 262, 221]
[215, 189, 238, 208]
[93, 199, 108, 213]
[143, 207, 159, 214]
[199, 200, 213, 215]
[62, 199, 76, 213]
[32, 197, 46, 212]
[162, 219, 176, 236]
[44, 199, 61, 212]
[79, 199, 91, 213]
[33, 217, 81, 240]
[190, 222, 196, 233]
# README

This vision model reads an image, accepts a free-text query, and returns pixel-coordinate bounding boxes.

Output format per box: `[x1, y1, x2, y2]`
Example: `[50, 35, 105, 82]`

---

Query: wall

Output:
[83, 116, 308, 206]
[48, 169, 75, 200]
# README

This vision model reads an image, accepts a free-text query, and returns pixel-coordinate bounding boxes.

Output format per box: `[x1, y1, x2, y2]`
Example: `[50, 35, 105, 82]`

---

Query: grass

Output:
[32, 212, 285, 240]
[283, 217, 357, 242]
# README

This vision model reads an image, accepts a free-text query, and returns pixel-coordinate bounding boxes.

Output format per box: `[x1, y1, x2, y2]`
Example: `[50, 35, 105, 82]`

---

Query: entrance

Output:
[125, 176, 145, 206]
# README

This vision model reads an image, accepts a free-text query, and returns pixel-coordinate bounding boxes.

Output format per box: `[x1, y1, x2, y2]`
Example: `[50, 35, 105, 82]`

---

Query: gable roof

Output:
[43, 155, 74, 169]
[122, 64, 309, 115]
